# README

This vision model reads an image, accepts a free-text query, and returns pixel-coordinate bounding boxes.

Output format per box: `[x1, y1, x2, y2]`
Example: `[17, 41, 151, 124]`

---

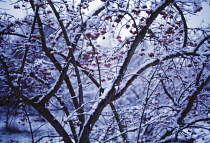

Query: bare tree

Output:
[0, 0, 210, 142]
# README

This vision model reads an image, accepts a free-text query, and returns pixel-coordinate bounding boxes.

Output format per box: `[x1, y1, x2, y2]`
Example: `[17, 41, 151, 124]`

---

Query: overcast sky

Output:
[187, 3, 210, 28]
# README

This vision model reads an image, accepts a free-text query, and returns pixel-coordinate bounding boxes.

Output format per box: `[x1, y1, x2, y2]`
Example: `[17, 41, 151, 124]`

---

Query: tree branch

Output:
[173, 3, 188, 48]
[177, 74, 210, 125]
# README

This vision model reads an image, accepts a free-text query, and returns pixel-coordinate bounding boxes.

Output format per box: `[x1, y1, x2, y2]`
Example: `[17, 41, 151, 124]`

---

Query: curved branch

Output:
[160, 77, 178, 106]
[29, 1, 80, 111]
[0, 32, 27, 38]
[40, 58, 71, 104]
[193, 35, 210, 53]
[1, 54, 73, 143]
[47, 0, 85, 126]
[78, 1, 177, 142]
[17, 5, 40, 86]
[22, 105, 34, 143]
[177, 74, 210, 125]
[174, 3, 188, 48]
[54, 95, 78, 142]
[28, 1, 79, 141]
[114, 52, 182, 101]
[89, 39, 102, 95]
[114, 0, 175, 86]
[34, 104, 73, 143]
[110, 103, 128, 142]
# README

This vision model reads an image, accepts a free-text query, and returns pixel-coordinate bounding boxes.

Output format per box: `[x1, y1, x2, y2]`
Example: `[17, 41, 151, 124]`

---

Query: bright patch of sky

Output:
[0, 0, 32, 19]
[187, 2, 210, 28]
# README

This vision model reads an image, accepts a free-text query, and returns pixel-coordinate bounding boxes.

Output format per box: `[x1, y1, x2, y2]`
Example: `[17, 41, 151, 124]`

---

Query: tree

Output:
[0, 0, 210, 142]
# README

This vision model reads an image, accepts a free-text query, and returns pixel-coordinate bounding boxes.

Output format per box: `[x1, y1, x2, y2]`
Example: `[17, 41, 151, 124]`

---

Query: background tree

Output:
[0, 0, 210, 142]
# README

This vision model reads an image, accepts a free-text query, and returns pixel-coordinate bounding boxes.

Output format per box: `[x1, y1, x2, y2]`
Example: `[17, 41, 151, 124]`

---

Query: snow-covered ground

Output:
[0, 107, 64, 143]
